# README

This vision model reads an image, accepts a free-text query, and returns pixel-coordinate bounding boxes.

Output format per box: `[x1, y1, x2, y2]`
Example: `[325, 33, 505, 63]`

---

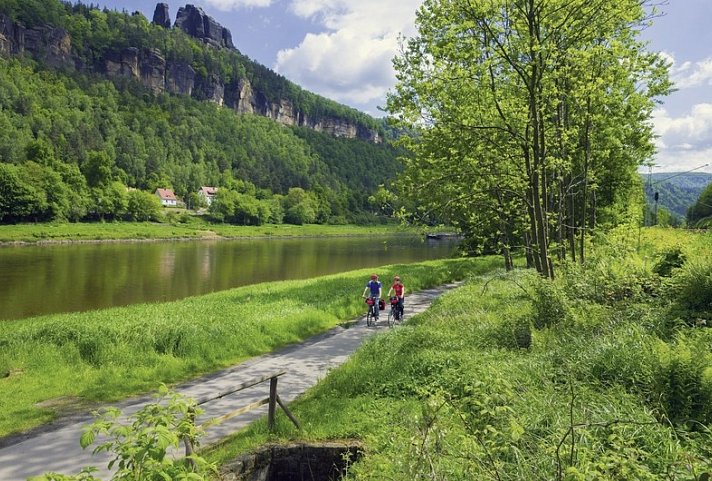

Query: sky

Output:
[94, 0, 712, 174]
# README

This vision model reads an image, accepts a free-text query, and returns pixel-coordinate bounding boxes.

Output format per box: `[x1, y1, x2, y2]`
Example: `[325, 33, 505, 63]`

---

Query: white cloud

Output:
[654, 104, 712, 143]
[662, 51, 712, 90]
[652, 105, 712, 172]
[274, 0, 422, 110]
[203, 0, 272, 10]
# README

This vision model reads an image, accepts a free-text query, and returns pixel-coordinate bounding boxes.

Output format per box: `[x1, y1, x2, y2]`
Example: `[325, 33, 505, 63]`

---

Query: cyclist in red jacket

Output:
[387, 275, 406, 320]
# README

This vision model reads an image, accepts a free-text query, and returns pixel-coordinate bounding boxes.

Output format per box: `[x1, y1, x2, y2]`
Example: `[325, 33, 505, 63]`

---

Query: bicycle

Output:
[364, 296, 379, 327]
[387, 296, 405, 327]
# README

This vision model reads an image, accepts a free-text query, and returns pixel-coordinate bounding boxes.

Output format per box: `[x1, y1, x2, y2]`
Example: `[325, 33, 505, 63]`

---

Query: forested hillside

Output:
[642, 172, 712, 221]
[0, 0, 402, 224]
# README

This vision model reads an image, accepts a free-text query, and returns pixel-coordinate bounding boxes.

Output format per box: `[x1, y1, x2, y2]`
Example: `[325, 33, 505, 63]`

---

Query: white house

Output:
[155, 188, 178, 207]
[198, 186, 218, 206]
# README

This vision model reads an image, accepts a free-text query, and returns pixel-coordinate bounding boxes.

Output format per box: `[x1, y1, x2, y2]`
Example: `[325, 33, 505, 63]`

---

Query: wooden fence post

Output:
[268, 376, 278, 431]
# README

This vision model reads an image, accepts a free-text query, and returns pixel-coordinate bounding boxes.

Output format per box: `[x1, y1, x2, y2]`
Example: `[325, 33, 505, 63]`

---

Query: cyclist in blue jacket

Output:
[362, 273, 382, 319]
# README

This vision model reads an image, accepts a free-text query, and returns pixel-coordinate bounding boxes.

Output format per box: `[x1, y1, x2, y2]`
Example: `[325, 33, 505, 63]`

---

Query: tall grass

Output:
[0, 256, 500, 437]
[207, 228, 712, 479]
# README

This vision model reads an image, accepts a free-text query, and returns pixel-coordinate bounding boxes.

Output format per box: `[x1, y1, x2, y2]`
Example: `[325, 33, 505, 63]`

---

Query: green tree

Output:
[126, 189, 162, 222]
[0, 163, 44, 222]
[83, 151, 114, 188]
[687, 183, 712, 227]
[388, 0, 670, 276]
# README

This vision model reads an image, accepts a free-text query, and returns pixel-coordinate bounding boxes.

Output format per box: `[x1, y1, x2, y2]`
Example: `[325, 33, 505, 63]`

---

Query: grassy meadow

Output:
[206, 227, 712, 480]
[0, 256, 500, 438]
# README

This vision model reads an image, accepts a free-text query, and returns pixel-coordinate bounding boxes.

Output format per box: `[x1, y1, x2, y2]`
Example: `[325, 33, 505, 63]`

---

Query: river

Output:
[0, 235, 458, 321]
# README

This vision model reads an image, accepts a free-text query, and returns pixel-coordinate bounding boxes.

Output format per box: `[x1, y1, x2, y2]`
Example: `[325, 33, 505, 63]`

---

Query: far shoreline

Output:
[0, 222, 435, 247]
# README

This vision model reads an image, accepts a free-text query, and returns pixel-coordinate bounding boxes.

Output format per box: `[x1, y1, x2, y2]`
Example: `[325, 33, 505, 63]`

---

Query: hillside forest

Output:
[0, 0, 401, 226]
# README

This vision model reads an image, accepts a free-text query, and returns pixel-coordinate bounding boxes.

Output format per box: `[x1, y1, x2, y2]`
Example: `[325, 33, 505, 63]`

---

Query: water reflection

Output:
[0, 236, 458, 320]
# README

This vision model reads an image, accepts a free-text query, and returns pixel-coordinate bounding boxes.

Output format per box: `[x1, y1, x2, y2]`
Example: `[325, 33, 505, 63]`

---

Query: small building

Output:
[198, 186, 218, 206]
[155, 188, 178, 207]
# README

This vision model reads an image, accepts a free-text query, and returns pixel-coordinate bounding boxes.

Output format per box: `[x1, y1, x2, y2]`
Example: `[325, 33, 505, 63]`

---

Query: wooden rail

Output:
[184, 371, 300, 463]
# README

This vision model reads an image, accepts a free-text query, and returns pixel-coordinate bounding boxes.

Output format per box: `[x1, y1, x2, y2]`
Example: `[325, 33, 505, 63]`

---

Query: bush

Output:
[559, 258, 659, 304]
[651, 337, 712, 425]
[652, 246, 686, 277]
[37, 386, 216, 481]
[490, 317, 532, 349]
[668, 259, 712, 313]
[531, 279, 570, 329]
[125, 190, 162, 222]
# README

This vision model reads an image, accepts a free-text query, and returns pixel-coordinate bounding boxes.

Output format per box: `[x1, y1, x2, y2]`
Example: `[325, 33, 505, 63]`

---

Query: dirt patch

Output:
[34, 396, 92, 413]
[1, 368, 24, 379]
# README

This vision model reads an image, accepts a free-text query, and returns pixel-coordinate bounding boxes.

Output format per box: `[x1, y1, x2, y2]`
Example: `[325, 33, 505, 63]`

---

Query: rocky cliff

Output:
[0, 14, 72, 69]
[0, 5, 380, 143]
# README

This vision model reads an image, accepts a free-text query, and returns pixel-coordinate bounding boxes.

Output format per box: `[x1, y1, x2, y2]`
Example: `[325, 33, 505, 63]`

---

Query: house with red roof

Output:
[155, 188, 178, 207]
[198, 186, 218, 206]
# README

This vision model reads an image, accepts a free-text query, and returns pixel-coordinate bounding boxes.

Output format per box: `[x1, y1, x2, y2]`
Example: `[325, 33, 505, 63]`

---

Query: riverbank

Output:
[0, 256, 500, 439]
[206, 227, 712, 479]
[0, 282, 464, 481]
[0, 221, 429, 246]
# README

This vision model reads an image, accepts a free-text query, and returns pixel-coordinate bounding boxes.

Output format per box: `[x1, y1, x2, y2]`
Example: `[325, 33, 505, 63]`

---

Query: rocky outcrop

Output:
[233, 78, 255, 115]
[152, 3, 171, 29]
[105, 47, 139, 78]
[228, 77, 380, 142]
[0, 14, 15, 56]
[0, 9, 381, 143]
[140, 49, 166, 94]
[174, 4, 234, 49]
[166, 62, 195, 96]
[195, 73, 224, 105]
[103, 47, 198, 97]
[0, 14, 72, 68]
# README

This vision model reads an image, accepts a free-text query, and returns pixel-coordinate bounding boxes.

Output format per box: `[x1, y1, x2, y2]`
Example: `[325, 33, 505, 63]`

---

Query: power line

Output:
[650, 163, 710, 186]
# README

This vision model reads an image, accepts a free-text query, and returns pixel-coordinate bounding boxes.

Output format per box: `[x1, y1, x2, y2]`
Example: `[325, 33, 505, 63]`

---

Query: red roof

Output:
[199, 186, 218, 196]
[155, 188, 177, 201]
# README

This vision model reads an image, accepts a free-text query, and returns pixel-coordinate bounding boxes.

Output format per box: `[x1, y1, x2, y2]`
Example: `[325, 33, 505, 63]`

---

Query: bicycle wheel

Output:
[387, 308, 396, 328]
[366, 306, 374, 327]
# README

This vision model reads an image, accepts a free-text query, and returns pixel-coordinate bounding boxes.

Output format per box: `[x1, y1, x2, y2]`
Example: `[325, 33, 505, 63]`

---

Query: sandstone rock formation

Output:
[0, 14, 72, 68]
[174, 4, 234, 49]
[0, 8, 381, 143]
[152, 3, 171, 29]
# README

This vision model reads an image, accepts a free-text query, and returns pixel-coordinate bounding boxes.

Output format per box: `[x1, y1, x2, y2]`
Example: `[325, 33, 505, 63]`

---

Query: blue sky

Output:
[95, 0, 712, 174]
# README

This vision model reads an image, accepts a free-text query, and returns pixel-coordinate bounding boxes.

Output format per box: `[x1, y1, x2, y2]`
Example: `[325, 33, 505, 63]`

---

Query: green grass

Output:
[206, 228, 712, 479]
[0, 256, 500, 438]
[0, 221, 421, 244]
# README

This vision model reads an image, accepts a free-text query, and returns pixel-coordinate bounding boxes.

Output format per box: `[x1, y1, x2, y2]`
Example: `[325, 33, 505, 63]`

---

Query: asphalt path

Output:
[0, 282, 460, 481]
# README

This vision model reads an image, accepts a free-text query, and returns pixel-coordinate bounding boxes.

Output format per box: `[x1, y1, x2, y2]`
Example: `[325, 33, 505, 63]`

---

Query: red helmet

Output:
[370, 273, 378, 280]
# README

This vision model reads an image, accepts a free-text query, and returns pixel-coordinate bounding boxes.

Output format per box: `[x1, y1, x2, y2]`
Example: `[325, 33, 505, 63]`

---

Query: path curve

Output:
[0, 282, 460, 481]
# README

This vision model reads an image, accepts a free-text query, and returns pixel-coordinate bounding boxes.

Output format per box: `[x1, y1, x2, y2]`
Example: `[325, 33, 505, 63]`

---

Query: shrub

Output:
[652, 246, 686, 277]
[531, 279, 570, 329]
[125, 190, 162, 222]
[491, 317, 532, 349]
[651, 337, 712, 425]
[668, 259, 712, 314]
[37, 386, 215, 481]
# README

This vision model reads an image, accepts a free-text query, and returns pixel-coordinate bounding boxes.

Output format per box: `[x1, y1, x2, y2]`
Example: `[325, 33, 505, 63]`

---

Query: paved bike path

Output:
[0, 283, 460, 481]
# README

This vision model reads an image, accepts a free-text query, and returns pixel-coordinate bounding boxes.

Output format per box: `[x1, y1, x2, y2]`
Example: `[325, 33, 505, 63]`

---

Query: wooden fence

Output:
[184, 370, 300, 462]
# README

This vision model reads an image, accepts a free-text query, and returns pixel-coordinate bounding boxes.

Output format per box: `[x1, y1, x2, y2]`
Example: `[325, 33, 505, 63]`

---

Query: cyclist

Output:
[362, 273, 382, 319]
[387, 275, 406, 320]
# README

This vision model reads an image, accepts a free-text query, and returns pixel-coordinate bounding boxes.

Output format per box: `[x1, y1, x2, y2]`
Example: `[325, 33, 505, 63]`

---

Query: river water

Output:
[0, 235, 458, 321]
